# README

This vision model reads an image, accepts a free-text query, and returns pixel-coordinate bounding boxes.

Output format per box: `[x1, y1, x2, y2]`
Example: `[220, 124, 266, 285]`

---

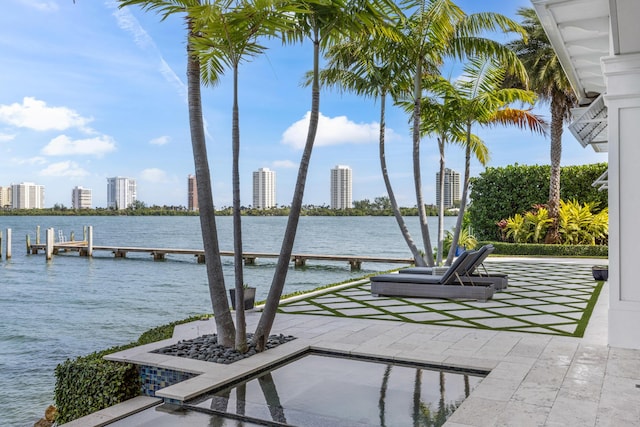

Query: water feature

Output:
[0, 215, 456, 426]
[111, 351, 484, 426]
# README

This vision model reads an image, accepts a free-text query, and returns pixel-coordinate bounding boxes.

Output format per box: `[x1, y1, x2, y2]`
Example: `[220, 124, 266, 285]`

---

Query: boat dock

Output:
[19, 227, 414, 271]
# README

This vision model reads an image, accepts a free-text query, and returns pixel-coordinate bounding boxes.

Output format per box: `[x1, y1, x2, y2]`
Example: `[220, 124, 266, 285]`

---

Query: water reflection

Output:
[188, 354, 484, 427]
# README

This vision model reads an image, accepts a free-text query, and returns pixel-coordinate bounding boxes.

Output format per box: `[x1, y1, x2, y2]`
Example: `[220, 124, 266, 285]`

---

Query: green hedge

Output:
[468, 163, 608, 240]
[477, 241, 608, 257]
[54, 346, 140, 424]
[54, 314, 210, 424]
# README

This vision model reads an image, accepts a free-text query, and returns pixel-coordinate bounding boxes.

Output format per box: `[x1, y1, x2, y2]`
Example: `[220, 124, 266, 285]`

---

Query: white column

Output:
[603, 52, 640, 349]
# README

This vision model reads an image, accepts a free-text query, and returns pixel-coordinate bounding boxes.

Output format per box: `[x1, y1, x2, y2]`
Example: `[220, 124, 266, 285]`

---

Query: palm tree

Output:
[506, 7, 577, 244]
[118, 0, 236, 347]
[252, 0, 400, 350]
[314, 29, 428, 267]
[401, 0, 527, 266]
[417, 81, 485, 265]
[191, 0, 278, 351]
[444, 56, 546, 265]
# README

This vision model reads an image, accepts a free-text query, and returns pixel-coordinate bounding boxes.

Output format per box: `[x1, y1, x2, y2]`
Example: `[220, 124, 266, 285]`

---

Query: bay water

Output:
[0, 215, 455, 426]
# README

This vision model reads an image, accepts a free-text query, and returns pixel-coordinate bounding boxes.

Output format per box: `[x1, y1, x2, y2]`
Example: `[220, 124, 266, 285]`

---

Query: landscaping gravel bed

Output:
[153, 333, 296, 364]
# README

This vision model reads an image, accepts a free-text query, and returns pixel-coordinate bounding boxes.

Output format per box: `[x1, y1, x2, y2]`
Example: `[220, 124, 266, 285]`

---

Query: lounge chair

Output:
[399, 244, 508, 290]
[370, 249, 495, 302]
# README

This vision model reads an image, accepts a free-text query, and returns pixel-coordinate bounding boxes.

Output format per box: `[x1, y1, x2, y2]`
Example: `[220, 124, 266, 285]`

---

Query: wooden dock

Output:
[27, 241, 414, 271]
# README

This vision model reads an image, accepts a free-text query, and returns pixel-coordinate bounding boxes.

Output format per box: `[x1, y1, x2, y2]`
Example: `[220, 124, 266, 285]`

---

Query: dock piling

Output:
[45, 228, 54, 261]
[87, 226, 93, 257]
[6, 229, 11, 259]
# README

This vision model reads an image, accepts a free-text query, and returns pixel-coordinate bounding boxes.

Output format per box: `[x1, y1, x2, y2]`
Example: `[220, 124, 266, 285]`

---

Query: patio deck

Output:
[68, 258, 640, 426]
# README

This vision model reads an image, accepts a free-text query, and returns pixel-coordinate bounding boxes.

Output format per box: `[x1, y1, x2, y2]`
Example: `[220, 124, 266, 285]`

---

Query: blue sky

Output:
[0, 0, 605, 208]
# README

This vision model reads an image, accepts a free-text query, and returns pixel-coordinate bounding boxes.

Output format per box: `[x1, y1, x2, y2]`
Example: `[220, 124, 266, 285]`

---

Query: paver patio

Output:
[72, 257, 640, 426]
[278, 260, 603, 337]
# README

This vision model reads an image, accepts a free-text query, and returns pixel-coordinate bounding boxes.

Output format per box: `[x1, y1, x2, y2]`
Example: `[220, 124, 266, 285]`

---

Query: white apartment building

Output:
[107, 177, 136, 210]
[0, 186, 12, 209]
[11, 182, 45, 209]
[72, 186, 92, 209]
[252, 168, 276, 209]
[436, 168, 461, 208]
[330, 165, 352, 209]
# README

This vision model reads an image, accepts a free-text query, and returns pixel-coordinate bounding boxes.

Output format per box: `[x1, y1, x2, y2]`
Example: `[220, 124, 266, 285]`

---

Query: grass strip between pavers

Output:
[277, 262, 606, 338]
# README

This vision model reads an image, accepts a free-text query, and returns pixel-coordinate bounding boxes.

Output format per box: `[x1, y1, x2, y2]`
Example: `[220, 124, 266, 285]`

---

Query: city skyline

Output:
[0, 1, 606, 208]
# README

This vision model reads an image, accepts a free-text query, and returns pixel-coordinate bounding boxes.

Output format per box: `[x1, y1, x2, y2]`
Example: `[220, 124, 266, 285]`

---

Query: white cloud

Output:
[0, 97, 92, 132]
[19, 0, 58, 12]
[0, 133, 16, 142]
[12, 156, 47, 165]
[110, 2, 187, 100]
[40, 161, 89, 177]
[281, 112, 383, 149]
[140, 168, 168, 183]
[272, 160, 297, 169]
[150, 135, 170, 146]
[41, 134, 116, 157]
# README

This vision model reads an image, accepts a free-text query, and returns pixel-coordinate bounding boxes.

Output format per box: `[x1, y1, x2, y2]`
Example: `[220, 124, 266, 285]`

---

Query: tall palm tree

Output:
[444, 56, 546, 265]
[191, 0, 278, 351]
[401, 0, 527, 266]
[252, 0, 400, 350]
[506, 7, 577, 244]
[314, 30, 428, 267]
[418, 83, 485, 265]
[118, 0, 236, 347]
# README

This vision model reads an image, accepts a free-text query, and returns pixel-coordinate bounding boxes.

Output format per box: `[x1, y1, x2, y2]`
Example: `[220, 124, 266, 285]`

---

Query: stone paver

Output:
[73, 257, 640, 426]
[277, 260, 605, 337]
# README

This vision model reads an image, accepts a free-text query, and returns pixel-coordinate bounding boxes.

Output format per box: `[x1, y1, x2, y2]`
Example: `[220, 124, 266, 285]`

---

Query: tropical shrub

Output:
[443, 227, 477, 255]
[498, 200, 607, 245]
[469, 163, 608, 240]
[558, 200, 608, 245]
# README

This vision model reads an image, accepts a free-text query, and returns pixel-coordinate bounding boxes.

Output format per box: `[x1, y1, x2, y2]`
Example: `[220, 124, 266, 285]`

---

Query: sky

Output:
[0, 0, 606, 209]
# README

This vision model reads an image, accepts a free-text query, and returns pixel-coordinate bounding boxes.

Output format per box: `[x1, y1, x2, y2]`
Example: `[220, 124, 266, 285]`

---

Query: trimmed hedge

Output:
[469, 163, 608, 240]
[54, 314, 210, 424]
[477, 241, 608, 257]
[54, 346, 140, 424]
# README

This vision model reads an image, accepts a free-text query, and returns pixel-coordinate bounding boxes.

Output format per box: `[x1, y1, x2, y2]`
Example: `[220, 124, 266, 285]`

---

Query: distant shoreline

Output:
[0, 206, 459, 217]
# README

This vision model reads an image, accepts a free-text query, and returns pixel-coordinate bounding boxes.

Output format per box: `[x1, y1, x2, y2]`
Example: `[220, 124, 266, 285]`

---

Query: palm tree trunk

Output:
[187, 20, 235, 348]
[545, 98, 563, 244]
[252, 29, 321, 351]
[436, 137, 445, 265]
[232, 63, 247, 352]
[379, 91, 425, 266]
[412, 60, 434, 267]
[445, 123, 471, 265]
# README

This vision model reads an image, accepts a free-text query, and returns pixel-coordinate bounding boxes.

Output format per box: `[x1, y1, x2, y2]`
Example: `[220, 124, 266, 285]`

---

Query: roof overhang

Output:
[531, 0, 610, 105]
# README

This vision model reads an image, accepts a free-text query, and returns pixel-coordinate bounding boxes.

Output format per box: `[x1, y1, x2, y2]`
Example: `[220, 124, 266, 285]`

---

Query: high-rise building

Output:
[107, 177, 136, 210]
[0, 186, 12, 209]
[187, 174, 198, 211]
[330, 165, 352, 209]
[252, 168, 276, 209]
[11, 182, 44, 209]
[436, 168, 461, 209]
[71, 186, 92, 209]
